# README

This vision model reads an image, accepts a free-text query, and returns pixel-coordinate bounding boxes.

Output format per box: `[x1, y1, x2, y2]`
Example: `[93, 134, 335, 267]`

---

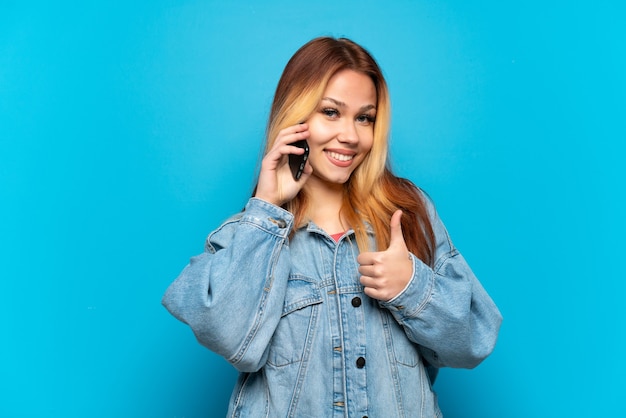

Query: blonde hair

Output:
[259, 37, 434, 264]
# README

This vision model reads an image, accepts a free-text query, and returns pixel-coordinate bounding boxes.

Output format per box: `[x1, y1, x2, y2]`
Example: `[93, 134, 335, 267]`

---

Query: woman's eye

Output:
[357, 114, 376, 124]
[322, 108, 339, 118]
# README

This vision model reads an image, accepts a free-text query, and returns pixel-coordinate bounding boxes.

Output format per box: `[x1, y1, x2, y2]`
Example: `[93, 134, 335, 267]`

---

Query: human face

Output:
[305, 69, 376, 188]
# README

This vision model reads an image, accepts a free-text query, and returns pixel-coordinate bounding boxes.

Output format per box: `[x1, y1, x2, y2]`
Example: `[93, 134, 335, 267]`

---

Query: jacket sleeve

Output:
[379, 196, 502, 369]
[162, 198, 294, 372]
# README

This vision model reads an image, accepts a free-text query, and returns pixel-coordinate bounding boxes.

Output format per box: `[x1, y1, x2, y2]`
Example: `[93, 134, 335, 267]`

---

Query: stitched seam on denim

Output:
[205, 218, 240, 252]
[390, 329, 419, 368]
[433, 248, 459, 273]
[228, 236, 284, 367]
[229, 373, 250, 418]
[330, 239, 348, 416]
[335, 284, 363, 294]
[263, 373, 270, 418]
[239, 219, 290, 238]
[419, 361, 426, 417]
[399, 264, 436, 319]
[379, 309, 405, 418]
[287, 302, 320, 417]
[409, 273, 434, 318]
[400, 248, 459, 319]
[282, 297, 322, 316]
[281, 276, 322, 316]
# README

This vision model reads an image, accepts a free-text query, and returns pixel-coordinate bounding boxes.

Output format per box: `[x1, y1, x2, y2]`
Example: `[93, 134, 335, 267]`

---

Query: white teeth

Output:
[327, 151, 354, 162]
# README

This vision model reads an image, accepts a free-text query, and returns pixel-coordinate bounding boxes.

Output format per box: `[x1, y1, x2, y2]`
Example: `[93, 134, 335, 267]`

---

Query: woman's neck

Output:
[303, 180, 347, 235]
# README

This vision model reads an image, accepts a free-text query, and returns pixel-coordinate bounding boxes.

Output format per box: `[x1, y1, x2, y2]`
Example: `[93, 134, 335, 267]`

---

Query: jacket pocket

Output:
[267, 274, 323, 367]
[384, 312, 420, 367]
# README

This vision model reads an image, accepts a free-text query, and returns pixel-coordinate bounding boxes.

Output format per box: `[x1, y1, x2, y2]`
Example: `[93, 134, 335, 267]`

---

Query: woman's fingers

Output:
[254, 123, 310, 206]
[275, 124, 309, 148]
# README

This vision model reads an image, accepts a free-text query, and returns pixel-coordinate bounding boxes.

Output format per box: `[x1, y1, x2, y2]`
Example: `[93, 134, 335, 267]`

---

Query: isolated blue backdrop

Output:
[1, 1, 624, 417]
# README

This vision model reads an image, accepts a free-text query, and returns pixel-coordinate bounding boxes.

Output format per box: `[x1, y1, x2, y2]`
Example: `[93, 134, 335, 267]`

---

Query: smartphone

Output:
[289, 139, 309, 180]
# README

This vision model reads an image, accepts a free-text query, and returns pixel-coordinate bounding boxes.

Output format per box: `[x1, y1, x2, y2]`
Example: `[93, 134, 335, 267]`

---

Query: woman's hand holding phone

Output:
[254, 123, 312, 207]
[289, 139, 309, 181]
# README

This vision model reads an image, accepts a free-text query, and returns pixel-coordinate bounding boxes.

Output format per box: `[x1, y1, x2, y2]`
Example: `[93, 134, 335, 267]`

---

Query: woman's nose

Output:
[337, 121, 359, 144]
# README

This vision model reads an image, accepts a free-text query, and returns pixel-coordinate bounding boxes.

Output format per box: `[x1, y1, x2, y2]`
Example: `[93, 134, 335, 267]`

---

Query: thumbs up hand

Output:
[357, 210, 413, 301]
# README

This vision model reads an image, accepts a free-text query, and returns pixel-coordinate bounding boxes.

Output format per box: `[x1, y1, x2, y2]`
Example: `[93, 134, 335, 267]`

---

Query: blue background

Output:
[1, 1, 624, 416]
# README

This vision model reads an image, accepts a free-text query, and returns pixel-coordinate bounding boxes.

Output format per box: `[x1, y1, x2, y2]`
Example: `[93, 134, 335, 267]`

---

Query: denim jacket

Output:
[162, 196, 502, 418]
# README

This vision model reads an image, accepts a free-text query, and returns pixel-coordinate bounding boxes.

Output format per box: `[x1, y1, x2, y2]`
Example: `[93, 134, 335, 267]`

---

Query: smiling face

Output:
[305, 69, 377, 190]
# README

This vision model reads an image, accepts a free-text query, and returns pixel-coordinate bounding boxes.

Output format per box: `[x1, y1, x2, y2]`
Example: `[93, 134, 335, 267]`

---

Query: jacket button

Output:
[351, 297, 362, 307]
[356, 357, 366, 368]
[269, 217, 287, 228]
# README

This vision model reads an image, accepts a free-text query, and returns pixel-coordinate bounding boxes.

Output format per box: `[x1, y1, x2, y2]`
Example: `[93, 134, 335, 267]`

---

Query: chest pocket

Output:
[381, 310, 420, 367]
[267, 275, 323, 367]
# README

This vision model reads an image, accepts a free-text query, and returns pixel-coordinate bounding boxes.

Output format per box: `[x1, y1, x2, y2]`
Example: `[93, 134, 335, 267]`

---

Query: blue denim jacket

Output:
[163, 197, 502, 417]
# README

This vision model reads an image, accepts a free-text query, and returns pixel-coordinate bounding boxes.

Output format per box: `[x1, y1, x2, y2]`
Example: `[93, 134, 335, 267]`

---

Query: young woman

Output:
[163, 37, 502, 417]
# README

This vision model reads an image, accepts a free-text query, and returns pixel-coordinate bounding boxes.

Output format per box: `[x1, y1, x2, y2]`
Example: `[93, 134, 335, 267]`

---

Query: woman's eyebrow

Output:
[321, 97, 346, 107]
[321, 97, 376, 112]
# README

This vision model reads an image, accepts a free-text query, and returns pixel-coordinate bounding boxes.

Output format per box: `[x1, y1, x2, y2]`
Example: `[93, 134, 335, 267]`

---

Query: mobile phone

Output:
[289, 139, 309, 180]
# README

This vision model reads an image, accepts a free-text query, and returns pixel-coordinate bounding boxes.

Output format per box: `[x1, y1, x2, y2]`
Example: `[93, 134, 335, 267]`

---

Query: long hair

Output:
[260, 37, 435, 266]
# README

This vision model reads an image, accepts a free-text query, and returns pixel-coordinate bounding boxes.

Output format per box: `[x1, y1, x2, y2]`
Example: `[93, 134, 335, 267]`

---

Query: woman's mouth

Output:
[325, 150, 355, 167]
[327, 151, 353, 162]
